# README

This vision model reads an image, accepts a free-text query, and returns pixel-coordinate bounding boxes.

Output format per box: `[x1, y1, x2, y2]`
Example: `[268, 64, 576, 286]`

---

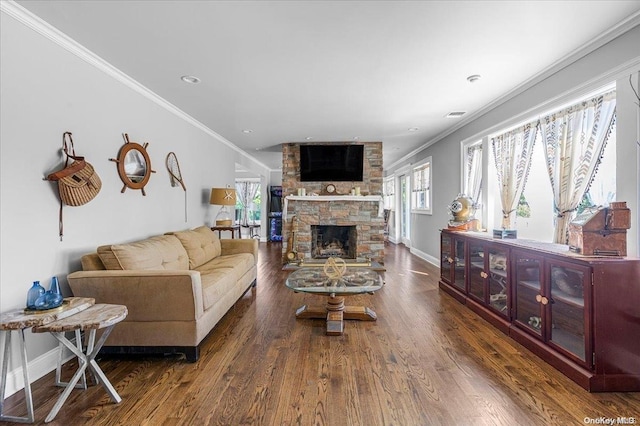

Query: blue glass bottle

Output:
[26, 281, 45, 309]
[46, 276, 63, 308]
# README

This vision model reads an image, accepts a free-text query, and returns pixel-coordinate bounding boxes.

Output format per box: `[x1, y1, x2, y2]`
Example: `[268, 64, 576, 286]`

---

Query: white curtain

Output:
[464, 144, 483, 206]
[235, 181, 260, 226]
[540, 90, 616, 244]
[491, 122, 539, 229]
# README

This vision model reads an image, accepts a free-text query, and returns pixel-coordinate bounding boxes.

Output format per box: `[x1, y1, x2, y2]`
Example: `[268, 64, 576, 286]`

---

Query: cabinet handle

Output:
[536, 294, 542, 302]
[480, 271, 488, 279]
[447, 257, 454, 264]
[540, 296, 549, 305]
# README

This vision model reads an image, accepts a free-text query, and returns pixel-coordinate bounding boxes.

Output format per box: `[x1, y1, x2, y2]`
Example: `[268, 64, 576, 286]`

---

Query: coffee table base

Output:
[295, 296, 377, 335]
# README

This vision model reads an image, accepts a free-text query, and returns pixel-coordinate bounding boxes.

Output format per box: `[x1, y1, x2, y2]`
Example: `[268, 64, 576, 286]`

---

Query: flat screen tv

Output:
[299, 144, 364, 182]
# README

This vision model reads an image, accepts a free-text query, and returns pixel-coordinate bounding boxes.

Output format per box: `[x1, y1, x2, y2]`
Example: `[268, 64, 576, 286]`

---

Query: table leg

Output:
[45, 327, 120, 423]
[0, 330, 35, 423]
[55, 330, 87, 390]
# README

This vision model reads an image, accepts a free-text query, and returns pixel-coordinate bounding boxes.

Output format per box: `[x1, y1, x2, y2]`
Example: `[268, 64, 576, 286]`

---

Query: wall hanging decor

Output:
[110, 133, 155, 195]
[166, 151, 187, 222]
[44, 131, 102, 240]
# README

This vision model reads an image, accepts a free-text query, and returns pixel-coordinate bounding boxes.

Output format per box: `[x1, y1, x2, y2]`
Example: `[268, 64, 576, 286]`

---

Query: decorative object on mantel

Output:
[166, 152, 187, 222]
[568, 201, 630, 256]
[110, 133, 155, 195]
[210, 186, 237, 226]
[447, 193, 479, 231]
[321, 183, 338, 195]
[44, 131, 102, 240]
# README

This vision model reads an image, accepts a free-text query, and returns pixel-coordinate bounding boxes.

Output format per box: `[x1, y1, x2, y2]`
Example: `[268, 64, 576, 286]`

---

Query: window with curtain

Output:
[463, 140, 483, 225]
[486, 86, 616, 243]
[411, 157, 432, 214]
[235, 179, 261, 225]
[383, 176, 395, 210]
[491, 121, 539, 229]
[540, 90, 617, 244]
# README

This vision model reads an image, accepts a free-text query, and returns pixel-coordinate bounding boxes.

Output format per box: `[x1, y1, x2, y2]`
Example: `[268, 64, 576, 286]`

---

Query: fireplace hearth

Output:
[311, 225, 357, 259]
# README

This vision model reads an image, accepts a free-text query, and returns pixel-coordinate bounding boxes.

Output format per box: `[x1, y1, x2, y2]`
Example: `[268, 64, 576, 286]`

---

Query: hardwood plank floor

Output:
[2, 243, 639, 425]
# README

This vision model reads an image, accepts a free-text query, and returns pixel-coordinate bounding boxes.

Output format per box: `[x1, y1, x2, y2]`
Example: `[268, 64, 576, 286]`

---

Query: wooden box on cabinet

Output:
[568, 202, 630, 256]
[439, 229, 640, 392]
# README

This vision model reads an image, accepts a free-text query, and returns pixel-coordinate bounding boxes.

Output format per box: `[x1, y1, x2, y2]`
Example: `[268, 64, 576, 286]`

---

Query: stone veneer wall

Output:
[281, 142, 385, 264]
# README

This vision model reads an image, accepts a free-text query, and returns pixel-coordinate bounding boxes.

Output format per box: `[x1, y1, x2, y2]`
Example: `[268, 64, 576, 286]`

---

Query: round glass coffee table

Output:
[285, 267, 384, 335]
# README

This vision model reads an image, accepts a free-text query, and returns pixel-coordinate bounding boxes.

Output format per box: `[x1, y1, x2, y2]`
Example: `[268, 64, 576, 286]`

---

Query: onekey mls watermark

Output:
[584, 418, 637, 425]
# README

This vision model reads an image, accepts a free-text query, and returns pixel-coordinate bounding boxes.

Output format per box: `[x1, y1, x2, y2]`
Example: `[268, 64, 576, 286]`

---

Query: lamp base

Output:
[215, 219, 233, 227]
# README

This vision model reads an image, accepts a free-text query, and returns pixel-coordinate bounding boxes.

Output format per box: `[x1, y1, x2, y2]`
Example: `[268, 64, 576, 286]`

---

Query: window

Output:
[383, 176, 395, 210]
[463, 140, 483, 225]
[487, 87, 616, 242]
[412, 157, 432, 214]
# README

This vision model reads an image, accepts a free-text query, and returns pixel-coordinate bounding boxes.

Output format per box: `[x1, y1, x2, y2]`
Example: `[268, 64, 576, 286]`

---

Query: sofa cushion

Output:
[107, 235, 189, 270]
[96, 245, 121, 270]
[195, 253, 255, 281]
[172, 226, 221, 269]
[199, 268, 238, 310]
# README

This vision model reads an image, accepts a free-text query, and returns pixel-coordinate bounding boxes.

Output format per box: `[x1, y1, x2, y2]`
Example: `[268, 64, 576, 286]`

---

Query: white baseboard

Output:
[2, 339, 75, 398]
[409, 247, 439, 267]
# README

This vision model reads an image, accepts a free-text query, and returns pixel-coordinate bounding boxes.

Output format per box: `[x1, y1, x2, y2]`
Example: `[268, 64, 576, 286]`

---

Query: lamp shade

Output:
[210, 187, 236, 206]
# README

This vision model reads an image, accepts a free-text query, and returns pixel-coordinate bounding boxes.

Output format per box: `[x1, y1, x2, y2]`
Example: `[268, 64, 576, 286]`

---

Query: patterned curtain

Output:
[235, 181, 260, 226]
[540, 90, 616, 244]
[464, 143, 483, 206]
[491, 122, 539, 229]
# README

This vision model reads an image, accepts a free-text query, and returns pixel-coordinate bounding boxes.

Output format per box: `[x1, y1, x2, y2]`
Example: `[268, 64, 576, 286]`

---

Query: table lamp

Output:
[210, 187, 237, 226]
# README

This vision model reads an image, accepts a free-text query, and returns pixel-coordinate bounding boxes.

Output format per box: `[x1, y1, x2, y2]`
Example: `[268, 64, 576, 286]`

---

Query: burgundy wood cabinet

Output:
[439, 229, 640, 392]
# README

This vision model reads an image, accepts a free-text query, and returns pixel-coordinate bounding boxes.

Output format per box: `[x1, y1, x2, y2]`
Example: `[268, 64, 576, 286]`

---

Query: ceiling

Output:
[15, 1, 640, 171]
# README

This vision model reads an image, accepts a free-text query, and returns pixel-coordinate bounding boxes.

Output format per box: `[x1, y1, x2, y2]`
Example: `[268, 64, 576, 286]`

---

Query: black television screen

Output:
[299, 145, 364, 182]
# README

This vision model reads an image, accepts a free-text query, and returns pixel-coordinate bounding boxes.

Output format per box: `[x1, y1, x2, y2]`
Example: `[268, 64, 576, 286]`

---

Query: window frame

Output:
[411, 157, 432, 215]
[383, 175, 395, 210]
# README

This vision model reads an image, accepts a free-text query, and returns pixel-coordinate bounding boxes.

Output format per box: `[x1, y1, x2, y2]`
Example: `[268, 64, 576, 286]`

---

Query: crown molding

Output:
[387, 12, 640, 171]
[0, 0, 271, 172]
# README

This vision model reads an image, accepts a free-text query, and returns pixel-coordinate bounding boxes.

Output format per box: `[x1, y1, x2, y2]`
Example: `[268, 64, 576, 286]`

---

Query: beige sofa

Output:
[67, 226, 258, 362]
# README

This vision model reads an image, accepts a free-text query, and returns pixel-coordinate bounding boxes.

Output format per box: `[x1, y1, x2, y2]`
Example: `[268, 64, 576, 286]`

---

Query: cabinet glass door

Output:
[514, 254, 543, 337]
[488, 247, 509, 317]
[468, 242, 485, 302]
[440, 233, 452, 284]
[452, 238, 466, 291]
[548, 263, 589, 364]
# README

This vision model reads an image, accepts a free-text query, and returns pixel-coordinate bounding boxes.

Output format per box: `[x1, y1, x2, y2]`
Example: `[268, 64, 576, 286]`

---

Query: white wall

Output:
[0, 8, 269, 394]
[387, 23, 640, 264]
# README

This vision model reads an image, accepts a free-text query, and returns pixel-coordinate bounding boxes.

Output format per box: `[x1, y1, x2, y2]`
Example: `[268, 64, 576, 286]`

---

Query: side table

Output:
[211, 224, 241, 239]
[33, 304, 127, 423]
[0, 297, 94, 423]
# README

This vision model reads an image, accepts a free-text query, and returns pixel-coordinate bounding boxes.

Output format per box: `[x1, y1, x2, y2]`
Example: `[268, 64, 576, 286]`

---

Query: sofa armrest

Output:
[220, 239, 258, 264]
[67, 270, 204, 321]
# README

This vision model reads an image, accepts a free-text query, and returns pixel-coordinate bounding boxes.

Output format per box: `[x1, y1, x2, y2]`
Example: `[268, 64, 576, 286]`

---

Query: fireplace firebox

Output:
[311, 225, 357, 259]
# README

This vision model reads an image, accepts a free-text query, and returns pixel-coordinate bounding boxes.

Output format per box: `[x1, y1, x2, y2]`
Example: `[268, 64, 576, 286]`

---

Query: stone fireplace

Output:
[281, 142, 384, 264]
[311, 225, 357, 259]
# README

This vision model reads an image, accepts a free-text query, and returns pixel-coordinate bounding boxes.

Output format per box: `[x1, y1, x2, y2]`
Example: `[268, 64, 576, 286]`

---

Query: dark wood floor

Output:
[3, 242, 640, 425]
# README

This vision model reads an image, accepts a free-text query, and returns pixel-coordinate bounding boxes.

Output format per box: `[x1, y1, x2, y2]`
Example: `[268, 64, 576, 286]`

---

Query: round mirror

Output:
[124, 149, 147, 183]
[111, 134, 155, 195]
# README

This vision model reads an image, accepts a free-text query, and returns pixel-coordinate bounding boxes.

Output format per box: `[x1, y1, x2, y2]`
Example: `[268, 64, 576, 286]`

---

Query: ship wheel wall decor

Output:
[110, 133, 155, 195]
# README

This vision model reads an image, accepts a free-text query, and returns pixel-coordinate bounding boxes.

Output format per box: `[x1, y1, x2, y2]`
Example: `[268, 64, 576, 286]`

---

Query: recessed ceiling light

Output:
[180, 75, 200, 84]
[305, 137, 313, 140]
[467, 74, 481, 83]
[242, 129, 253, 134]
[408, 127, 419, 132]
[353, 136, 359, 140]
[446, 111, 466, 118]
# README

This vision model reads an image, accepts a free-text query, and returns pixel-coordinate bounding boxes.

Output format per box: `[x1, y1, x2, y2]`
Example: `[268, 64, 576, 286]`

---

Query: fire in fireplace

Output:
[311, 225, 357, 259]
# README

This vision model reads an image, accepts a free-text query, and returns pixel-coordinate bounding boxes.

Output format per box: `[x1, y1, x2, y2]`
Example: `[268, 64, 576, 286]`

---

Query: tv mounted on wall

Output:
[299, 144, 364, 182]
